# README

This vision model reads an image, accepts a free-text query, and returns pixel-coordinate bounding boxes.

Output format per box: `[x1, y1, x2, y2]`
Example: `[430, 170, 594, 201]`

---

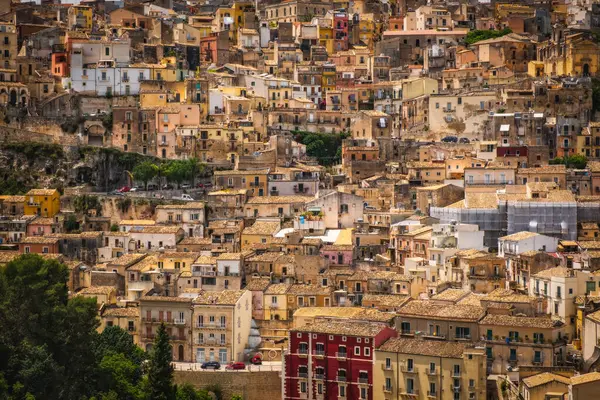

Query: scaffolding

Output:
[431, 200, 577, 249]
[506, 201, 577, 241]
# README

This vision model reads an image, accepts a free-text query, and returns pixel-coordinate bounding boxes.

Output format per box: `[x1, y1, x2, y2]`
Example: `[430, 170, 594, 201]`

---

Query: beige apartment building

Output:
[139, 295, 194, 361]
[192, 290, 252, 363]
[374, 338, 486, 400]
[480, 314, 568, 374]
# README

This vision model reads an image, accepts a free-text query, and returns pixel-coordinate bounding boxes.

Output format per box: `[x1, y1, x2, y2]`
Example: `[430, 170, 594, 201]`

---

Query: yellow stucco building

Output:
[24, 189, 60, 217]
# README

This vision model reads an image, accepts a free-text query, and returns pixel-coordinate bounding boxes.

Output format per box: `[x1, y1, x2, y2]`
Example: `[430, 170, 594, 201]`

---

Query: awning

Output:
[500, 124, 510, 132]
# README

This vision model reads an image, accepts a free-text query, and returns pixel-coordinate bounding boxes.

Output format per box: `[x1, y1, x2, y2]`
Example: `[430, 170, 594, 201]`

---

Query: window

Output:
[105, 47, 110, 56]
[406, 378, 414, 394]
[298, 342, 308, 354]
[509, 348, 517, 361]
[339, 385, 346, 397]
[429, 382, 436, 396]
[407, 358, 414, 372]
[364, 347, 370, 356]
[316, 343, 325, 355]
[300, 381, 307, 393]
[385, 377, 392, 391]
[453, 365, 460, 376]
[354, 346, 361, 356]
[429, 362, 435, 374]
[455, 327, 470, 339]
[400, 321, 411, 334]
[385, 358, 391, 369]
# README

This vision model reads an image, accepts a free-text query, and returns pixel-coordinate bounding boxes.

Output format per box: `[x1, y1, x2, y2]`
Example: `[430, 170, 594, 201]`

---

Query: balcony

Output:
[158, 142, 169, 147]
[298, 348, 309, 357]
[336, 375, 347, 382]
[443, 108, 455, 113]
[425, 367, 437, 375]
[358, 377, 369, 384]
[427, 391, 437, 398]
[196, 323, 226, 329]
[298, 372, 308, 378]
[383, 385, 393, 393]
[401, 390, 419, 397]
[400, 365, 419, 375]
[315, 373, 325, 380]
[174, 318, 185, 325]
[381, 364, 393, 371]
[315, 350, 325, 357]
[451, 384, 461, 392]
[336, 352, 347, 360]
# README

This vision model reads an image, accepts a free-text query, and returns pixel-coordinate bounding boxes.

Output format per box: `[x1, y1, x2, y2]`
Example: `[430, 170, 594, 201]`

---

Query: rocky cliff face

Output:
[0, 142, 156, 194]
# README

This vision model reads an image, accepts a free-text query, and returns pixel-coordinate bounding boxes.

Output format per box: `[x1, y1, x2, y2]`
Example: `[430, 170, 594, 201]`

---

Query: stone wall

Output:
[173, 370, 282, 400]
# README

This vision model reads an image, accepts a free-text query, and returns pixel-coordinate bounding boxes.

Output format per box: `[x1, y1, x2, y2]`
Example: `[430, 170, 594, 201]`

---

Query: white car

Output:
[172, 194, 195, 201]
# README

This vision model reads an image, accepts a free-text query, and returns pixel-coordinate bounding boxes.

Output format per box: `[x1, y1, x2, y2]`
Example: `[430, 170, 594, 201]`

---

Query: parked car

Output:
[109, 190, 125, 196]
[441, 136, 458, 143]
[118, 186, 131, 193]
[250, 354, 262, 365]
[225, 362, 245, 370]
[201, 361, 221, 370]
[172, 194, 195, 201]
[196, 182, 213, 189]
[147, 183, 159, 191]
[180, 183, 191, 189]
[459, 137, 471, 144]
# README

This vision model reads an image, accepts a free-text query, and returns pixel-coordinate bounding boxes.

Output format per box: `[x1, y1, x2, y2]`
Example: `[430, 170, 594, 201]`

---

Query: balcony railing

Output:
[336, 352, 347, 360]
[358, 378, 369, 384]
[315, 373, 325, 380]
[336, 375, 347, 382]
[315, 350, 325, 356]
[400, 366, 417, 373]
[383, 385, 392, 393]
[401, 389, 419, 397]
[382, 364, 393, 371]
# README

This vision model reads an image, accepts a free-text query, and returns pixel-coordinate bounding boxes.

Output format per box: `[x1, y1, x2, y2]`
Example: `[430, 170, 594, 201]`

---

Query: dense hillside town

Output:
[4, 0, 600, 399]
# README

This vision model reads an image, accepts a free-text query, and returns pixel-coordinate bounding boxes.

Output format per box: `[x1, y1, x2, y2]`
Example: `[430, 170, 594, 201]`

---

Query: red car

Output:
[225, 362, 246, 370]
[118, 186, 131, 193]
[250, 354, 262, 365]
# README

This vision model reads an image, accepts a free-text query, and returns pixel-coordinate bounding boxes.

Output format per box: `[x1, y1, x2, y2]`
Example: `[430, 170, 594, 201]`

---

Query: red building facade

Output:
[284, 320, 397, 400]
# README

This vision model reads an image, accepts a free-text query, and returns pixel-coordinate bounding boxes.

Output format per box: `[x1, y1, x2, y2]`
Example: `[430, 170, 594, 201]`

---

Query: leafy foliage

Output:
[465, 28, 512, 45]
[1, 142, 64, 161]
[64, 215, 80, 233]
[0, 254, 211, 400]
[73, 195, 102, 215]
[293, 131, 349, 166]
[146, 324, 175, 400]
[133, 161, 159, 189]
[549, 154, 588, 169]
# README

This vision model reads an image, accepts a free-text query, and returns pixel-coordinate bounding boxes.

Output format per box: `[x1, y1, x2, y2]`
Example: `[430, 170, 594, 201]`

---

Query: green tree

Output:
[133, 161, 159, 190]
[145, 324, 175, 400]
[0, 254, 100, 400]
[95, 326, 146, 365]
[176, 384, 212, 400]
[98, 353, 142, 400]
[184, 158, 206, 186]
[549, 154, 588, 169]
[64, 215, 79, 233]
[465, 28, 512, 45]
